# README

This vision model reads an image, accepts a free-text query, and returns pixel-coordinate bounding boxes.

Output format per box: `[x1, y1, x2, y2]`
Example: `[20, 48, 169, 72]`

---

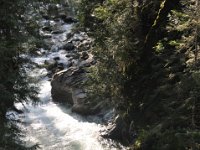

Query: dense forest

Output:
[77, 0, 200, 149]
[0, 0, 200, 149]
[0, 0, 39, 149]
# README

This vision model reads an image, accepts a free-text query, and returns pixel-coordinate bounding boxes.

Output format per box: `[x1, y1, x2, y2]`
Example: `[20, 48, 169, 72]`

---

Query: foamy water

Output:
[9, 15, 126, 150]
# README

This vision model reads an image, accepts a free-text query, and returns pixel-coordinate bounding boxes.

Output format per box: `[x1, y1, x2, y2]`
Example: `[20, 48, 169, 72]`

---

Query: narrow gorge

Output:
[7, 2, 125, 150]
[2, 0, 200, 150]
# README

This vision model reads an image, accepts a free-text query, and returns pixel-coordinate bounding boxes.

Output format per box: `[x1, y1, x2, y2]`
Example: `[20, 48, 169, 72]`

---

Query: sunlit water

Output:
[16, 78, 121, 150]
[10, 18, 126, 150]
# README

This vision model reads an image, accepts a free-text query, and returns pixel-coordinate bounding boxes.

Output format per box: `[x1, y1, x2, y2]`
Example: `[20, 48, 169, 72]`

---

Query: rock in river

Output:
[51, 67, 100, 115]
[62, 42, 75, 51]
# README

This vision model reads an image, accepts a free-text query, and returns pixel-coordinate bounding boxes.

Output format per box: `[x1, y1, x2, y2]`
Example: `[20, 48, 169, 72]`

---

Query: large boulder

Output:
[71, 89, 103, 115]
[44, 59, 57, 70]
[63, 17, 78, 24]
[51, 67, 101, 115]
[101, 115, 129, 144]
[51, 67, 86, 100]
[50, 29, 100, 115]
[62, 42, 75, 51]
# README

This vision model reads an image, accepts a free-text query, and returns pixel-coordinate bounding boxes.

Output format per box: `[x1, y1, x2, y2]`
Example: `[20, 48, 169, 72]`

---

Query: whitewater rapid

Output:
[11, 15, 126, 150]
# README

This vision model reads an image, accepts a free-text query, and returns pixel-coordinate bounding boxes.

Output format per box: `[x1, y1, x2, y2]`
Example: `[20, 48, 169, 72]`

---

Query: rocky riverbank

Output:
[35, 3, 103, 115]
[33, 2, 131, 146]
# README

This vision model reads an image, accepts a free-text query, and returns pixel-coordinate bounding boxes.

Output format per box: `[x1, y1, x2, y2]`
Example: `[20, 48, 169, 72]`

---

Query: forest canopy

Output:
[77, 0, 200, 149]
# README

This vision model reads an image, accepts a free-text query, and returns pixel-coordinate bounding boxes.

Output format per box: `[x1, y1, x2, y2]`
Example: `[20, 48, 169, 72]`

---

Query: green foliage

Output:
[134, 128, 200, 150]
[79, 0, 200, 149]
[0, 0, 40, 116]
[80, 0, 140, 110]
[154, 41, 165, 53]
[0, 119, 40, 150]
[93, 6, 110, 20]
[0, 0, 45, 149]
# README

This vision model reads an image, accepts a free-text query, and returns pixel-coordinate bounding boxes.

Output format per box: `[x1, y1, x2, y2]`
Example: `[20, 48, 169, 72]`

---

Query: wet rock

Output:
[72, 90, 103, 115]
[72, 104, 101, 115]
[57, 63, 64, 70]
[51, 30, 65, 34]
[82, 63, 91, 68]
[72, 35, 85, 42]
[53, 57, 60, 61]
[51, 67, 86, 103]
[102, 115, 129, 144]
[51, 67, 100, 115]
[79, 54, 94, 67]
[42, 34, 52, 38]
[42, 26, 52, 32]
[77, 41, 91, 52]
[72, 105, 91, 115]
[66, 32, 74, 40]
[62, 43, 75, 51]
[51, 45, 58, 52]
[48, 22, 98, 115]
[59, 13, 67, 20]
[66, 61, 73, 68]
[53, 18, 60, 22]
[71, 89, 88, 114]
[65, 54, 72, 58]
[42, 15, 50, 20]
[91, 59, 97, 65]
[44, 59, 57, 70]
[65, 53, 74, 58]
[63, 17, 78, 24]
[73, 54, 80, 60]
[80, 51, 89, 60]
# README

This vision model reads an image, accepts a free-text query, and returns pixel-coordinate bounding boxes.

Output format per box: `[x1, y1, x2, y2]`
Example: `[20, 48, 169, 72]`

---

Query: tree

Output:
[0, 0, 41, 149]
[78, 0, 200, 149]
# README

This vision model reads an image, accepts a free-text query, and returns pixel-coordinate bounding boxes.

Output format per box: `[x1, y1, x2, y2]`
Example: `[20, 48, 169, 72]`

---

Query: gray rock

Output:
[42, 15, 50, 20]
[72, 95, 103, 115]
[91, 59, 97, 65]
[65, 53, 79, 59]
[42, 34, 52, 38]
[63, 17, 78, 24]
[102, 115, 129, 144]
[53, 18, 60, 22]
[51, 30, 65, 34]
[65, 53, 72, 57]
[42, 26, 52, 32]
[59, 13, 67, 20]
[51, 67, 101, 115]
[66, 32, 74, 40]
[53, 57, 60, 61]
[78, 53, 94, 68]
[51, 67, 86, 103]
[80, 51, 89, 60]
[62, 43, 75, 51]
[66, 61, 73, 68]
[44, 59, 57, 70]
[57, 63, 64, 70]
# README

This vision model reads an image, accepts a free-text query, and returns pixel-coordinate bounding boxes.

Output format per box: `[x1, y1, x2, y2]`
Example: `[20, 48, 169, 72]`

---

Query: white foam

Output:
[10, 13, 126, 150]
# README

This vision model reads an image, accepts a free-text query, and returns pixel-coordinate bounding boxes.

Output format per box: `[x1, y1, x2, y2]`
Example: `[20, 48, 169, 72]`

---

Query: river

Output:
[9, 3, 126, 150]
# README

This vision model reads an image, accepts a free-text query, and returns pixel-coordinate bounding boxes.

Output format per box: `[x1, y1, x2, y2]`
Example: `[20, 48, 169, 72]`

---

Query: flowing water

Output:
[8, 9, 126, 150]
